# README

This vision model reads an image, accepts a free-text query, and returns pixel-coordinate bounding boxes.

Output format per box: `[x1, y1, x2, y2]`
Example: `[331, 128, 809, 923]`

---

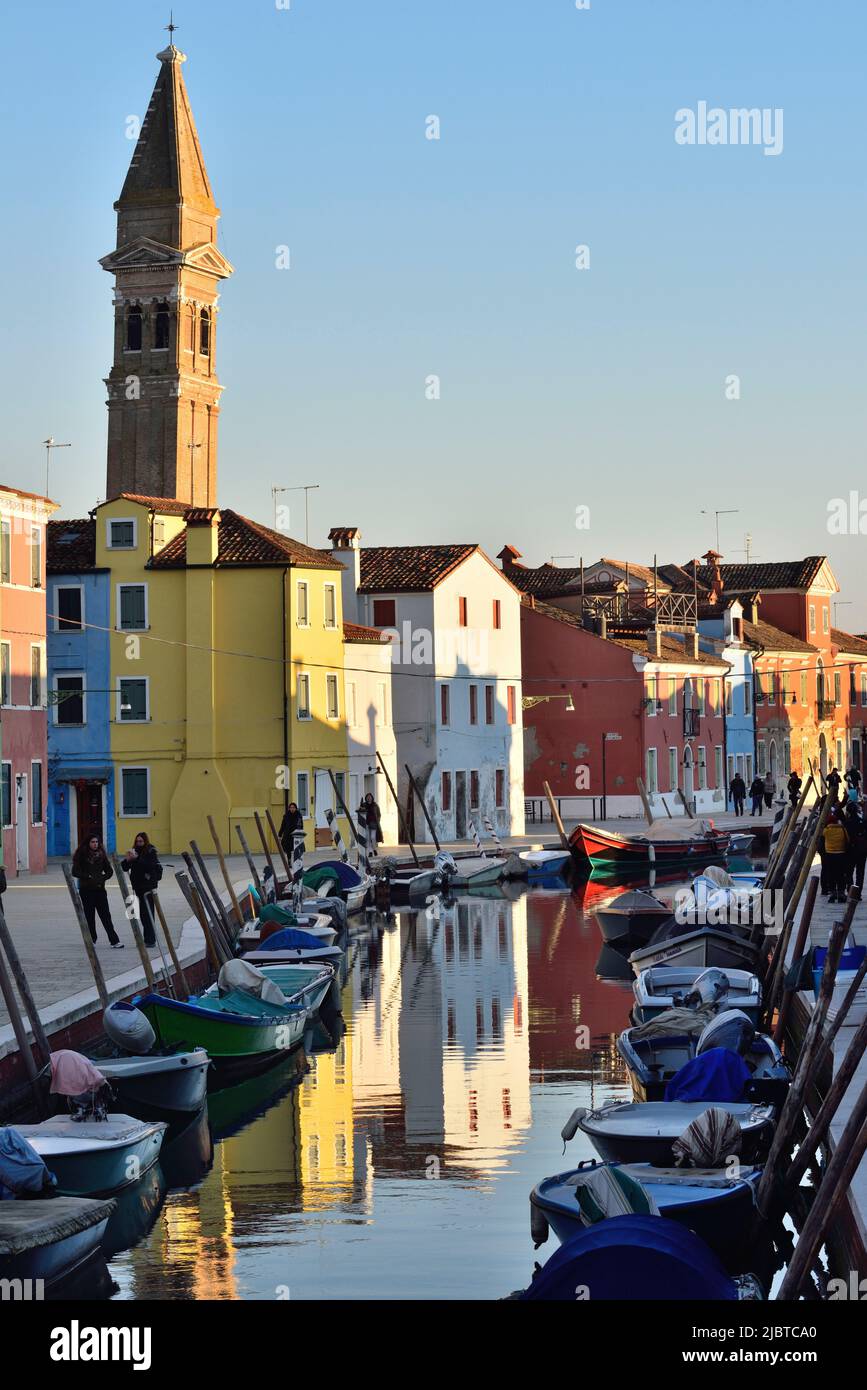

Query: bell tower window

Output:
[126, 305, 142, 351]
[154, 301, 170, 350]
[199, 308, 211, 355]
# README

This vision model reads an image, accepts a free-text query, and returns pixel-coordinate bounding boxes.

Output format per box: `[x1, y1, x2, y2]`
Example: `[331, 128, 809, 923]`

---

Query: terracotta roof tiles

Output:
[343, 621, 391, 644]
[47, 519, 97, 572]
[358, 544, 478, 593]
[150, 509, 343, 570]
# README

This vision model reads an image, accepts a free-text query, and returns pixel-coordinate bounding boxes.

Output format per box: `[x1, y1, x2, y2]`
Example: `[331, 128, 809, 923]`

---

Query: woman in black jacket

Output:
[278, 802, 305, 860]
[121, 833, 161, 947]
[72, 834, 122, 947]
[358, 793, 383, 851]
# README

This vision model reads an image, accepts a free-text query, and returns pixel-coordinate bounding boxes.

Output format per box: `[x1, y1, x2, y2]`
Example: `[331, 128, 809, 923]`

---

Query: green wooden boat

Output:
[135, 989, 308, 1087]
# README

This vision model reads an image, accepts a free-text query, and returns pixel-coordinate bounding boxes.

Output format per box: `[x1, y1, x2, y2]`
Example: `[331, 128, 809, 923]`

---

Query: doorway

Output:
[455, 771, 467, 839]
[314, 770, 334, 847]
[74, 780, 105, 846]
[682, 748, 694, 812]
[819, 733, 828, 780]
[14, 774, 28, 872]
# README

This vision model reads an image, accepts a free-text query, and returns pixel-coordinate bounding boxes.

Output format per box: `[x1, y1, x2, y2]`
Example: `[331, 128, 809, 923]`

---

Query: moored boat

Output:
[593, 888, 672, 944]
[518, 848, 571, 880]
[0, 1197, 115, 1288]
[632, 966, 762, 1025]
[95, 1049, 211, 1118]
[573, 1099, 776, 1165]
[617, 1017, 791, 1105]
[570, 819, 731, 872]
[629, 918, 759, 974]
[11, 1115, 167, 1197]
[530, 1159, 762, 1270]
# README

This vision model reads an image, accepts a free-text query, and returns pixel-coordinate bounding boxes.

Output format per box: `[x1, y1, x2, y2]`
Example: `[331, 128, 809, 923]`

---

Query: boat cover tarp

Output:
[218, 958, 288, 1007]
[255, 927, 329, 952]
[0, 1197, 116, 1256]
[665, 1048, 752, 1103]
[301, 867, 340, 894]
[0, 1127, 54, 1198]
[671, 1106, 743, 1166]
[14, 1115, 157, 1144]
[303, 860, 363, 890]
[630, 1005, 717, 1041]
[642, 818, 718, 843]
[567, 1165, 659, 1224]
[697, 1009, 755, 1056]
[259, 903, 300, 929]
[518, 1215, 737, 1301]
[49, 1051, 108, 1097]
[303, 897, 348, 931]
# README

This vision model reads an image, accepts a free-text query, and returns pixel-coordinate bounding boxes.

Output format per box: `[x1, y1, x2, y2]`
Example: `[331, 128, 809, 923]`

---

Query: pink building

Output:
[0, 485, 57, 875]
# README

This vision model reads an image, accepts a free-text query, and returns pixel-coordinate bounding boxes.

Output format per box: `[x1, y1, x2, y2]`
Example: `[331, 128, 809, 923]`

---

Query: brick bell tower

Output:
[100, 41, 233, 506]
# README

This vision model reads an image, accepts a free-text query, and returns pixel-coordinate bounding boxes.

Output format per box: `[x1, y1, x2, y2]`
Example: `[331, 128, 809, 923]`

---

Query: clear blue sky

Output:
[3, 1, 866, 623]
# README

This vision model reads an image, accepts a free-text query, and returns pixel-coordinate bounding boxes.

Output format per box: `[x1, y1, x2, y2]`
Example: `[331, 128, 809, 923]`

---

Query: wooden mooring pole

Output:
[61, 862, 110, 1011]
[208, 815, 243, 928]
[377, 753, 419, 866]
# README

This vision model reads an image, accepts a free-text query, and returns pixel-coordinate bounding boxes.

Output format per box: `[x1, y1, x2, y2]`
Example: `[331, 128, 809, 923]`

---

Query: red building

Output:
[0, 485, 56, 875]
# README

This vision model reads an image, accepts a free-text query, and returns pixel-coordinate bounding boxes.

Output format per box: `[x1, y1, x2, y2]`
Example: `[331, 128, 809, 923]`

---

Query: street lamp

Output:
[601, 731, 622, 821]
[522, 693, 576, 711]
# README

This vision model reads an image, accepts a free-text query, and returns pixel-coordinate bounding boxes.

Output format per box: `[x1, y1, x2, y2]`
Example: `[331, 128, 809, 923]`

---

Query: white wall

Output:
[344, 637, 399, 844]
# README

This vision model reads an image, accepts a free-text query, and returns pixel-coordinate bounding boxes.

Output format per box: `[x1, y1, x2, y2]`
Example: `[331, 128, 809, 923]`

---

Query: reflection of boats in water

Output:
[206, 1052, 307, 1142]
[158, 1104, 214, 1190]
[101, 1160, 166, 1259]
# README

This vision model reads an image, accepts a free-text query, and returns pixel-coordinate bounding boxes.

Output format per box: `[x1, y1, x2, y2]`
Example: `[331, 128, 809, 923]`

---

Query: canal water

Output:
[99, 882, 646, 1300]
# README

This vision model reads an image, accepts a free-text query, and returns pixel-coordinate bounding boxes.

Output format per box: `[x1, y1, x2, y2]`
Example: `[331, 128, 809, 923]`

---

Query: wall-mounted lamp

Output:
[523, 693, 576, 712]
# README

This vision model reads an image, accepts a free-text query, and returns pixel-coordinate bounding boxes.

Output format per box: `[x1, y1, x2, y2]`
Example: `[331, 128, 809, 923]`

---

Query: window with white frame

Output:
[31, 761, 43, 825]
[326, 673, 339, 720]
[836, 739, 844, 770]
[646, 748, 658, 794]
[727, 754, 735, 788]
[296, 581, 309, 626]
[809, 604, 816, 634]
[30, 527, 42, 587]
[1, 763, 11, 827]
[469, 769, 480, 810]
[757, 741, 767, 775]
[668, 746, 678, 793]
[53, 673, 85, 725]
[697, 746, 707, 789]
[823, 606, 830, 634]
[725, 681, 733, 716]
[117, 583, 147, 630]
[55, 585, 84, 631]
[118, 677, 148, 722]
[783, 739, 791, 775]
[495, 768, 506, 808]
[107, 518, 136, 550]
[0, 642, 10, 706]
[0, 520, 10, 583]
[715, 746, 723, 790]
[697, 681, 706, 715]
[119, 766, 150, 817]
[323, 583, 337, 629]
[743, 680, 752, 716]
[297, 772, 310, 816]
[668, 679, 677, 715]
[30, 645, 43, 707]
[646, 676, 657, 715]
[296, 673, 311, 719]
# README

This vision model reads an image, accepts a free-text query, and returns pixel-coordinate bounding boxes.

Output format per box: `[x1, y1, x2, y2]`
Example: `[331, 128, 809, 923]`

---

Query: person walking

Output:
[749, 775, 765, 817]
[822, 808, 850, 904]
[72, 834, 122, 948]
[763, 771, 776, 809]
[121, 833, 162, 947]
[787, 770, 802, 808]
[357, 792, 383, 855]
[845, 801, 867, 898]
[729, 773, 746, 817]
[845, 765, 862, 795]
[827, 766, 842, 803]
[278, 802, 305, 860]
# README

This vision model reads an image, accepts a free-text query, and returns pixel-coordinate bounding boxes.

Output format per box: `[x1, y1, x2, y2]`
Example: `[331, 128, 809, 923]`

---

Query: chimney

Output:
[328, 526, 361, 623]
[646, 627, 661, 657]
[689, 631, 700, 659]
[183, 507, 220, 564]
[497, 544, 521, 572]
[702, 549, 724, 604]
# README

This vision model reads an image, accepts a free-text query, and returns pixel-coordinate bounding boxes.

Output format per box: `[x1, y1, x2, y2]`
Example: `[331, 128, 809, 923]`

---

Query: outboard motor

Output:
[103, 1001, 156, 1056]
[696, 1007, 755, 1058]
[685, 968, 731, 1011]
[434, 851, 458, 881]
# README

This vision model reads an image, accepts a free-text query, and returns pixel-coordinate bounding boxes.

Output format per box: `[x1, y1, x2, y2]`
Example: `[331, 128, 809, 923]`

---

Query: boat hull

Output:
[137, 993, 307, 1087]
[630, 927, 759, 974]
[16, 1119, 167, 1198]
[631, 967, 762, 1026]
[570, 822, 731, 872]
[96, 1049, 210, 1117]
[0, 1197, 115, 1287]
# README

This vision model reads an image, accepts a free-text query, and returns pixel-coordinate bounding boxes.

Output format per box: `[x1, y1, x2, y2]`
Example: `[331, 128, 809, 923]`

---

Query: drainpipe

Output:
[281, 567, 290, 814]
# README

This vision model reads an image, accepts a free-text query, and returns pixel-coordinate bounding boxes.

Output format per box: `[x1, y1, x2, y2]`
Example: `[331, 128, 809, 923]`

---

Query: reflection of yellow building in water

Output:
[298, 1022, 359, 1209]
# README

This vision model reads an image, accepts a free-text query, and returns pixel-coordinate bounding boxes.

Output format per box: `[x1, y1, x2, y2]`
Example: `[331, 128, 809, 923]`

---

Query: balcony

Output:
[817, 698, 837, 722]
[683, 706, 700, 737]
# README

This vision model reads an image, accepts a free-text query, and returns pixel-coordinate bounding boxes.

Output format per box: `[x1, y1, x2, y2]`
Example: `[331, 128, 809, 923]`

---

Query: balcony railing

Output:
[817, 698, 837, 722]
[683, 706, 700, 736]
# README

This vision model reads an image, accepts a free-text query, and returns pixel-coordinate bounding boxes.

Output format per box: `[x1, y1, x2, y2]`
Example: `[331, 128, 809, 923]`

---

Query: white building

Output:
[342, 619, 399, 844]
[330, 529, 525, 845]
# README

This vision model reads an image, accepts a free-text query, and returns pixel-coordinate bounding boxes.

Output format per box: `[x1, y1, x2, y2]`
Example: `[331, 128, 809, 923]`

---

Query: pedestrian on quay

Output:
[822, 807, 850, 904]
[844, 799, 867, 898]
[729, 772, 746, 817]
[787, 770, 802, 808]
[845, 765, 862, 795]
[358, 792, 383, 854]
[827, 766, 843, 802]
[278, 802, 305, 860]
[71, 833, 123, 948]
[121, 833, 162, 947]
[0, 863, 5, 919]
[749, 775, 765, 817]
[763, 771, 776, 809]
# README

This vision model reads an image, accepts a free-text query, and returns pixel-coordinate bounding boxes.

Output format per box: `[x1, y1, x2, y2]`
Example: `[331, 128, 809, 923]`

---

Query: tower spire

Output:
[100, 42, 233, 507]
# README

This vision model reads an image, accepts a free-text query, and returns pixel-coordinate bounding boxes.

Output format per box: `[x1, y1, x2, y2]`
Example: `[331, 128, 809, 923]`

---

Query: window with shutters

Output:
[53, 674, 85, 726]
[118, 678, 148, 722]
[120, 767, 150, 817]
[55, 586, 83, 631]
[118, 584, 147, 630]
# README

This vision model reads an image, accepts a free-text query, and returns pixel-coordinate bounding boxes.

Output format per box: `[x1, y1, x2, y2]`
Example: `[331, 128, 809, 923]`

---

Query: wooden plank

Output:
[151, 890, 189, 997]
[377, 753, 420, 865]
[208, 815, 243, 927]
[235, 823, 263, 898]
[405, 765, 441, 851]
[636, 776, 654, 826]
[111, 855, 158, 993]
[543, 781, 569, 850]
[61, 862, 110, 1011]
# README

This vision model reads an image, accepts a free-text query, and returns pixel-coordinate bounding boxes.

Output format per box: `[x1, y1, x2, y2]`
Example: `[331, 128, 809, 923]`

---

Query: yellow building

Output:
[98, 493, 350, 853]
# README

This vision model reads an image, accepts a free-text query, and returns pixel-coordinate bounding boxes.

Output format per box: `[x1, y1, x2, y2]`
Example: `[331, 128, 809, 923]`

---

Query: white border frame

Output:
[118, 765, 151, 818]
[30, 759, 43, 827]
[106, 516, 138, 551]
[296, 671, 312, 721]
[117, 675, 150, 724]
[52, 671, 86, 727]
[116, 581, 149, 632]
[54, 582, 85, 632]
